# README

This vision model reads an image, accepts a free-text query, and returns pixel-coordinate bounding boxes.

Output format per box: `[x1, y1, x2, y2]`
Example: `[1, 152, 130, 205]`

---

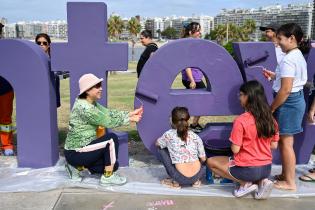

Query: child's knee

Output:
[206, 158, 217, 169]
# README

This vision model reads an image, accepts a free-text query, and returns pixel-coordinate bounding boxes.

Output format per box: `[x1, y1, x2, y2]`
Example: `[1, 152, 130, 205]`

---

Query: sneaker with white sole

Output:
[190, 124, 203, 133]
[65, 163, 82, 182]
[4, 149, 14, 156]
[255, 179, 274, 200]
[100, 172, 127, 186]
[234, 183, 258, 198]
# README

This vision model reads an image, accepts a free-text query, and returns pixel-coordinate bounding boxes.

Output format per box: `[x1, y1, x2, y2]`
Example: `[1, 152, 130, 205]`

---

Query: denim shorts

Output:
[273, 90, 306, 135]
[228, 159, 271, 182]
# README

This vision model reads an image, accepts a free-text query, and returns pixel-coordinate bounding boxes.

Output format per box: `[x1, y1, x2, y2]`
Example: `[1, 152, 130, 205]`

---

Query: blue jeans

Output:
[157, 148, 203, 186]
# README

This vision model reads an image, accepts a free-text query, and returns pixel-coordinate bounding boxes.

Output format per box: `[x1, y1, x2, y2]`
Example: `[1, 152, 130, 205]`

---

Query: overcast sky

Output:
[0, 0, 311, 23]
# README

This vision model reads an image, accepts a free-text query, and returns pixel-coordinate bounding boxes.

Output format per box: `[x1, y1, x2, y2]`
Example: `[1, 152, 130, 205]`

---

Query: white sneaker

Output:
[234, 183, 258, 198]
[4, 149, 14, 156]
[65, 163, 82, 182]
[100, 172, 127, 186]
[255, 179, 274, 200]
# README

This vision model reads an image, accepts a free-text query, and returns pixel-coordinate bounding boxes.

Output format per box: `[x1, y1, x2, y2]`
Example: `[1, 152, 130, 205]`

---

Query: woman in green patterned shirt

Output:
[64, 74, 143, 186]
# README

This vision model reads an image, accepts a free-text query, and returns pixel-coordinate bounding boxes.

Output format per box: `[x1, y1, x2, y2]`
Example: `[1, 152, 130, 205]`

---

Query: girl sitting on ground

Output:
[156, 107, 206, 189]
[207, 80, 279, 199]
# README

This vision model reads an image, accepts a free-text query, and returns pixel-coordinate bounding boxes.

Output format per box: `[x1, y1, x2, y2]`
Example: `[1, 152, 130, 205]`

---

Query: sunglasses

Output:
[36, 41, 48, 46]
[93, 82, 102, 89]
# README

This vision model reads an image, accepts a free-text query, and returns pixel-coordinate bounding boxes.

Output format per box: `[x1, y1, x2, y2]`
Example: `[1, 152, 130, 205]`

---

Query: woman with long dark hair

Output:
[207, 80, 279, 199]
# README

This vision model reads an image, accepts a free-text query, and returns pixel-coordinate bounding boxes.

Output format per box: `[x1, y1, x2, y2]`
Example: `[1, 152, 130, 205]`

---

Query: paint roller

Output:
[244, 50, 269, 67]
[135, 88, 159, 103]
[244, 51, 272, 81]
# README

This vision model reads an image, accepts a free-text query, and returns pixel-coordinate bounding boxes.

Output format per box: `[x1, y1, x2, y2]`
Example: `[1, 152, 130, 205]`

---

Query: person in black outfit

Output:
[35, 33, 61, 108]
[136, 30, 158, 78]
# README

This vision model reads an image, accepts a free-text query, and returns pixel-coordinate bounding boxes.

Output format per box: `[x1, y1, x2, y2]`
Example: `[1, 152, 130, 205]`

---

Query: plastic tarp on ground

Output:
[1, 156, 315, 198]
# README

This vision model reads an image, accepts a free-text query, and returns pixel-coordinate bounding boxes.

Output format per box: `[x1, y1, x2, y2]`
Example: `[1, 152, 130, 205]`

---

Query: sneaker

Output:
[190, 124, 203, 133]
[234, 183, 258, 198]
[100, 172, 127, 186]
[65, 163, 82, 182]
[255, 179, 274, 200]
[4, 149, 14, 156]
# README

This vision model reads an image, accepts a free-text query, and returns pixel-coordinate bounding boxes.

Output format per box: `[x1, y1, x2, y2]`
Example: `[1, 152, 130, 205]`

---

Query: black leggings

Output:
[64, 133, 119, 174]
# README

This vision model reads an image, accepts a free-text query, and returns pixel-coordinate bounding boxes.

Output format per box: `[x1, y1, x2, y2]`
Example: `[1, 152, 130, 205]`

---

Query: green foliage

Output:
[108, 15, 124, 40]
[211, 19, 256, 45]
[127, 17, 141, 37]
[223, 41, 234, 56]
[161, 27, 179, 39]
[204, 31, 217, 40]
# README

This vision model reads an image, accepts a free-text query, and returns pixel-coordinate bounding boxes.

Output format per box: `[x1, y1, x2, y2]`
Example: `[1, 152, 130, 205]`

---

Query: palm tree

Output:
[239, 19, 256, 41]
[108, 15, 124, 40]
[227, 23, 241, 42]
[127, 17, 141, 61]
[213, 24, 227, 45]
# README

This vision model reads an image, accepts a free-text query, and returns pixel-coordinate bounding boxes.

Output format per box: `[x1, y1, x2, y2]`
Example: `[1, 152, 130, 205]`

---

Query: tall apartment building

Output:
[188, 16, 214, 36]
[144, 18, 155, 35]
[14, 21, 43, 39]
[47, 20, 68, 39]
[153, 18, 164, 38]
[215, 3, 313, 40]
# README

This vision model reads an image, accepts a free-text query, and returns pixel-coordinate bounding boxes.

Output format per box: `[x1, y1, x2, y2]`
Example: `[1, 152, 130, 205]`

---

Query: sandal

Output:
[308, 168, 315, 173]
[273, 174, 285, 181]
[299, 173, 315, 182]
[192, 180, 201, 188]
[161, 178, 172, 185]
[274, 181, 296, 191]
[161, 179, 181, 189]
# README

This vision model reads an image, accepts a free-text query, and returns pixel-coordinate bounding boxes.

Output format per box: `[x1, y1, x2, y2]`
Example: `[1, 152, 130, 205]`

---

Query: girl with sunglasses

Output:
[35, 33, 61, 107]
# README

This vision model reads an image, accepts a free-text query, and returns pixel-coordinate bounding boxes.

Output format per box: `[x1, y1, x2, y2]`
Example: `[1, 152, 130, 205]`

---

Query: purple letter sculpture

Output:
[0, 2, 314, 168]
[0, 40, 58, 168]
[233, 42, 315, 164]
[51, 2, 128, 106]
[135, 39, 243, 154]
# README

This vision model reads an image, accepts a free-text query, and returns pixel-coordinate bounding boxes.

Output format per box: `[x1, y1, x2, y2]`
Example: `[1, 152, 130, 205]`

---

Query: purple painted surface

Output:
[234, 43, 315, 164]
[135, 38, 244, 155]
[233, 42, 277, 104]
[0, 39, 58, 168]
